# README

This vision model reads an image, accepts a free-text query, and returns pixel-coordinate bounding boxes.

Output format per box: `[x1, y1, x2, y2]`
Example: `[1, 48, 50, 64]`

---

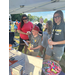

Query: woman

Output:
[45, 10, 65, 63]
[40, 21, 53, 57]
[17, 14, 33, 54]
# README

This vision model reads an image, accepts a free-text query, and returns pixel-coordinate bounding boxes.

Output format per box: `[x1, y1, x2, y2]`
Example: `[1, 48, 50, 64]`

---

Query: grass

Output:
[10, 24, 65, 73]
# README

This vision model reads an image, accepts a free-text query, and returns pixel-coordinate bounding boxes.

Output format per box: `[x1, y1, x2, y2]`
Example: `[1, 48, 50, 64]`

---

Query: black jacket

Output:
[37, 23, 43, 34]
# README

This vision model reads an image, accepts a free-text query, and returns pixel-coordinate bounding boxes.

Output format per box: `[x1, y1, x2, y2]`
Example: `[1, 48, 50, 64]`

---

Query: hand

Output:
[48, 39, 55, 45]
[25, 33, 31, 35]
[30, 47, 34, 50]
[38, 33, 42, 36]
[26, 41, 31, 44]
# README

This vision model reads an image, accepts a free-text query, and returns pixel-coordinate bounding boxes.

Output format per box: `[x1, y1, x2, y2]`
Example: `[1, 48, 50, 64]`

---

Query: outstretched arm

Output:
[48, 39, 65, 46]
[30, 45, 41, 50]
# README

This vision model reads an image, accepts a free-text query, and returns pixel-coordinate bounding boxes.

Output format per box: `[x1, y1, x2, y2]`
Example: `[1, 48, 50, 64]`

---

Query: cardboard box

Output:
[9, 50, 43, 75]
[25, 54, 43, 75]
[11, 65, 23, 75]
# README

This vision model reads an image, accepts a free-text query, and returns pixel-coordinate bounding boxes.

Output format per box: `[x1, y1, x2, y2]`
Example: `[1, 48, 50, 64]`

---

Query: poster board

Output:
[9, 50, 43, 75]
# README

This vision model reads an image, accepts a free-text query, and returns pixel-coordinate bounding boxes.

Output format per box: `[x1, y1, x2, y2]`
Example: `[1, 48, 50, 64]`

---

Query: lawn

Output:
[10, 24, 65, 73]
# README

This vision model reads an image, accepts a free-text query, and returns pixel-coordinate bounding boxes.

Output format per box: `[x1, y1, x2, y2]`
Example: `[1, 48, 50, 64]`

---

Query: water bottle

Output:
[49, 38, 53, 49]
[27, 31, 31, 34]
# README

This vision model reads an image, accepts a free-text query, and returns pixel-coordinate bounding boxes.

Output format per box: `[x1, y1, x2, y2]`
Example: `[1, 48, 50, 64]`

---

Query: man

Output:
[37, 18, 43, 35]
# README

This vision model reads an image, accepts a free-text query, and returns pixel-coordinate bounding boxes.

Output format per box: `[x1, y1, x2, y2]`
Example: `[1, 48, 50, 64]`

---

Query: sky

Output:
[25, 10, 65, 20]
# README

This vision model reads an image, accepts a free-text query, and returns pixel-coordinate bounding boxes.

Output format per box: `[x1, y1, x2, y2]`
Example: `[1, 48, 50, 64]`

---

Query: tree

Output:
[11, 14, 23, 21]
[32, 16, 39, 22]
[28, 14, 33, 21]
[39, 16, 42, 19]
[44, 18, 48, 23]
[28, 14, 39, 22]
[50, 18, 53, 22]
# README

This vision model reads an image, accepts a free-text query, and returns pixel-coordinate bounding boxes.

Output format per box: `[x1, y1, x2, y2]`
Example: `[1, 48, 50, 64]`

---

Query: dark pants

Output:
[18, 38, 29, 52]
[9, 32, 15, 44]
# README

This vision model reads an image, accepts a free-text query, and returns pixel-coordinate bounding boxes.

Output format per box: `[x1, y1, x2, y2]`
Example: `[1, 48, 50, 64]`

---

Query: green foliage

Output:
[11, 14, 65, 24]
[28, 14, 40, 22]
[39, 16, 42, 18]
[11, 14, 41, 22]
[44, 18, 48, 23]
[50, 18, 53, 22]
[11, 14, 23, 21]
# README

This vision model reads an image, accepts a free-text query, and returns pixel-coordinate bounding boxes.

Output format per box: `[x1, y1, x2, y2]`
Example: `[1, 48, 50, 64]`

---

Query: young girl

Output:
[14, 23, 17, 33]
[45, 10, 65, 63]
[40, 20, 53, 56]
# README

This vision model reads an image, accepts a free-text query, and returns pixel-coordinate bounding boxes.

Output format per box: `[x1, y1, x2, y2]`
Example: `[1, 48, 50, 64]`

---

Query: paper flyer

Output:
[23, 40, 29, 46]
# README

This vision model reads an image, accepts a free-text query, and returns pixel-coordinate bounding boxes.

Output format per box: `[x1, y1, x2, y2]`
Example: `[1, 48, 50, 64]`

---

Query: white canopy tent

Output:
[9, 0, 65, 14]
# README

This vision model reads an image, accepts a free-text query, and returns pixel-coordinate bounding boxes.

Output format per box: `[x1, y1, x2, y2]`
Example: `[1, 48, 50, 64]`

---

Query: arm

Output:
[38, 33, 42, 36]
[54, 40, 65, 45]
[26, 41, 31, 44]
[17, 30, 26, 34]
[30, 45, 41, 50]
[17, 22, 30, 35]
[48, 39, 65, 45]
[17, 30, 30, 35]
[41, 36, 43, 41]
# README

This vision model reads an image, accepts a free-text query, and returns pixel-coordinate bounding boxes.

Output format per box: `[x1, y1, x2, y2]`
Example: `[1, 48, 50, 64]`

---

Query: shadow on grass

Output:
[14, 32, 19, 36]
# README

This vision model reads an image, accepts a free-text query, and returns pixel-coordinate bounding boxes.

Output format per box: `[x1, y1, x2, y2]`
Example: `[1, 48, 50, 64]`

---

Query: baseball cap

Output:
[33, 25, 41, 32]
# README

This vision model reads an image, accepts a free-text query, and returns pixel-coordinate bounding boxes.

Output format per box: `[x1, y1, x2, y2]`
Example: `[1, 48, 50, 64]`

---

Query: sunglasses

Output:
[22, 18, 28, 20]
[54, 16, 60, 19]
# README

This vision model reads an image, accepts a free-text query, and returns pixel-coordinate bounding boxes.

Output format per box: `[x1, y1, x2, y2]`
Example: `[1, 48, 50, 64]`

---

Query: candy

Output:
[57, 66, 61, 71]
[47, 68, 51, 73]
[43, 60, 61, 75]
[43, 64, 49, 67]
[46, 73, 52, 75]
[55, 68, 60, 73]
[51, 68, 57, 74]
[53, 67, 55, 69]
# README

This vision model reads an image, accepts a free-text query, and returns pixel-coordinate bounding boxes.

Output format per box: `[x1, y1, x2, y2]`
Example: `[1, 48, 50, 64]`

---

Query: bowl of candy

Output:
[43, 60, 62, 75]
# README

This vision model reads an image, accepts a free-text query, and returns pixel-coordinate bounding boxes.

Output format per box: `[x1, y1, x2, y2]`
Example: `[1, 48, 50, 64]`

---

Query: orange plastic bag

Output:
[9, 44, 12, 50]
[36, 55, 41, 58]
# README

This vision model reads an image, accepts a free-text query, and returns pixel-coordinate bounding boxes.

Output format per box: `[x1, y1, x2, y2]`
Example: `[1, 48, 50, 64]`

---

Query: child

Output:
[27, 25, 42, 56]
[9, 23, 11, 31]
[39, 20, 53, 57]
[14, 22, 17, 33]
[45, 10, 65, 63]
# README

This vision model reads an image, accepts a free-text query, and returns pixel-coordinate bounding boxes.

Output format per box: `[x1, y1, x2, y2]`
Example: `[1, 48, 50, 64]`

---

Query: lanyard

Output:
[52, 25, 56, 41]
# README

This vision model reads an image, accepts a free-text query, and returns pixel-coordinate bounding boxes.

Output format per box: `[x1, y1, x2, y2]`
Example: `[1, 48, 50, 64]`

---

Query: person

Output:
[15, 20, 19, 27]
[37, 18, 43, 35]
[9, 32, 19, 47]
[9, 23, 11, 31]
[17, 14, 33, 54]
[27, 25, 42, 56]
[14, 22, 17, 33]
[40, 20, 53, 57]
[45, 10, 65, 63]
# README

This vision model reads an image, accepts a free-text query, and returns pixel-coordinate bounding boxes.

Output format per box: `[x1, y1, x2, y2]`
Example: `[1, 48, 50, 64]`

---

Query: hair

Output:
[44, 20, 53, 34]
[53, 10, 65, 25]
[15, 22, 16, 25]
[39, 18, 43, 23]
[20, 14, 28, 28]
